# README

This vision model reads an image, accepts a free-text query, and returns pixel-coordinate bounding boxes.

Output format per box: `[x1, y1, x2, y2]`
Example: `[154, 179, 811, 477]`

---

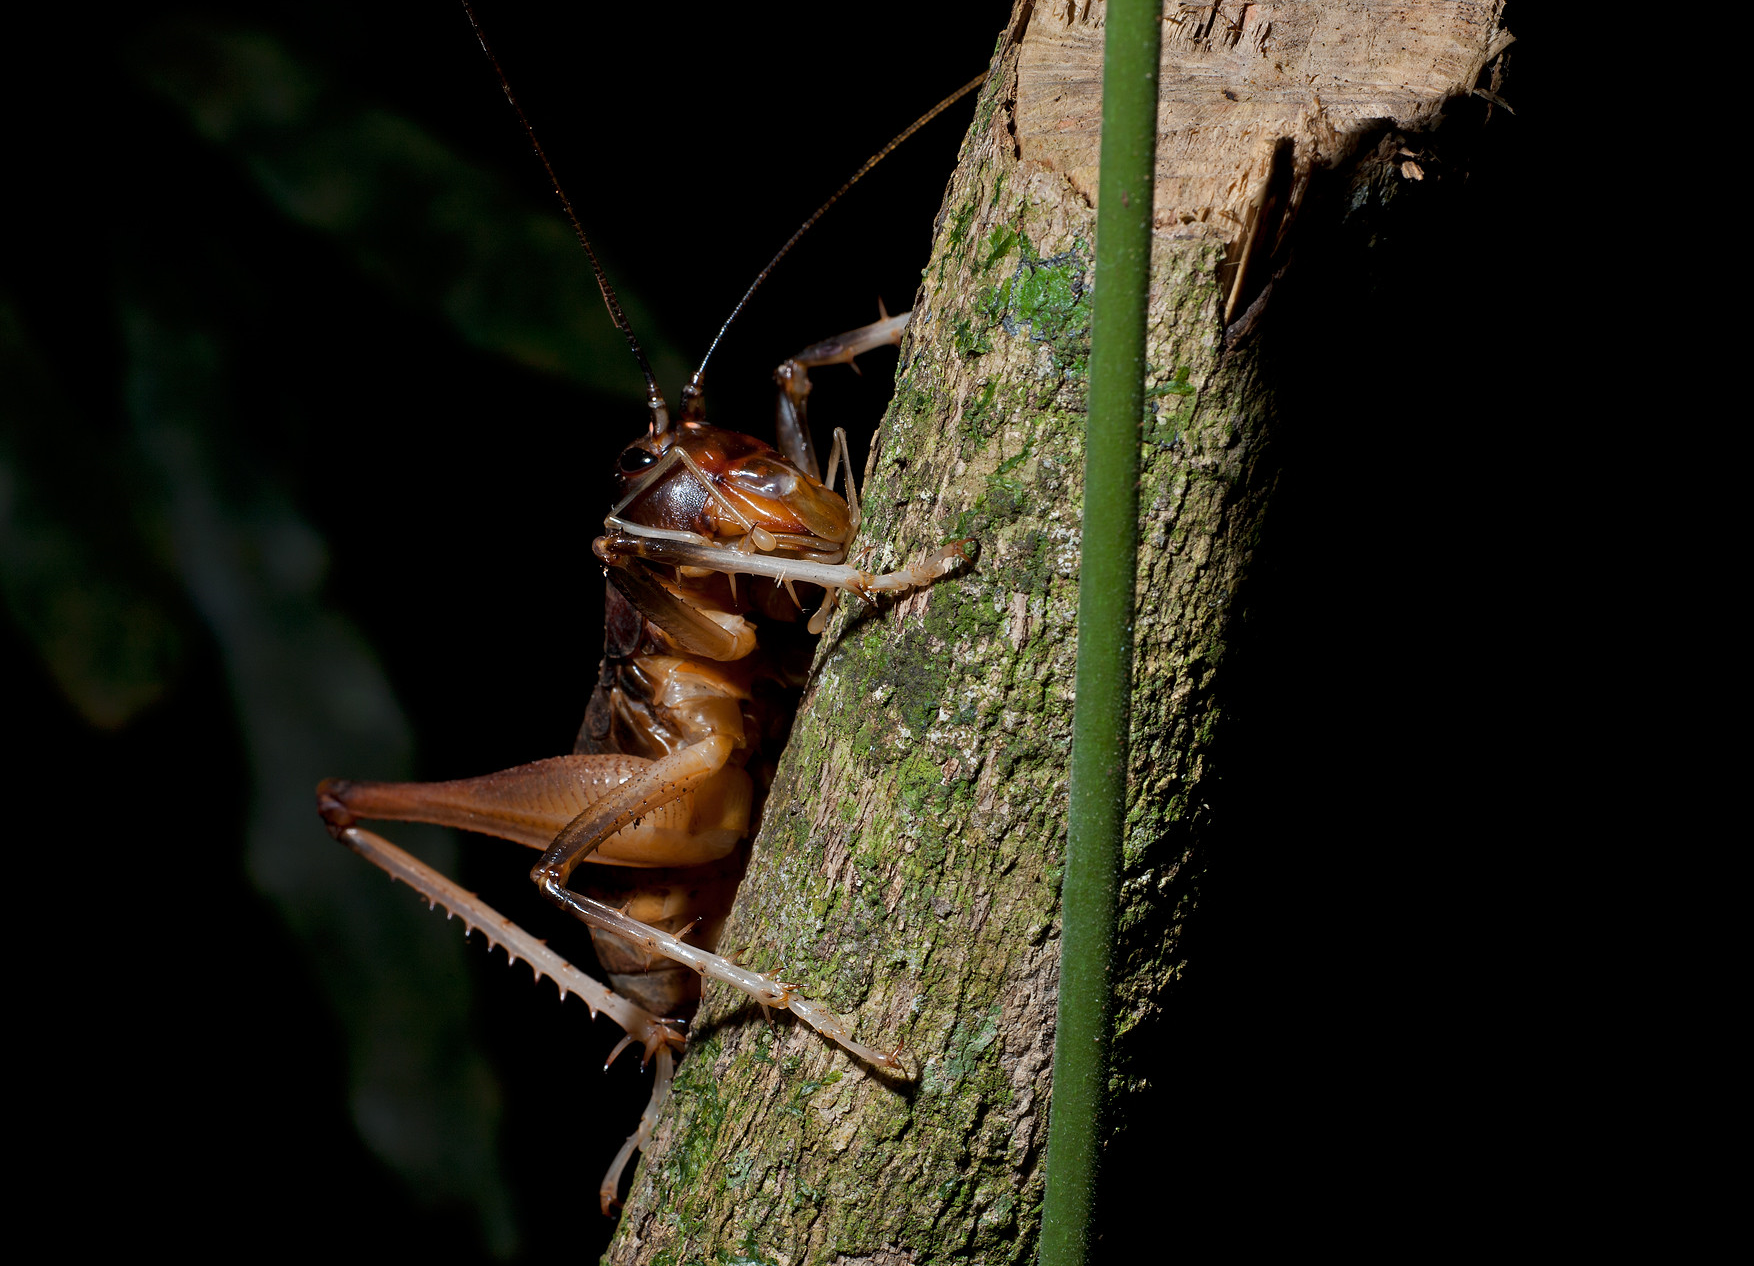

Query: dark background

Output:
[7, 2, 1556, 1258]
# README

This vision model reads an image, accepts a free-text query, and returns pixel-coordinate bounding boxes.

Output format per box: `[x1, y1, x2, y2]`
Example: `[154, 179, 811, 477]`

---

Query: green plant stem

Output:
[1040, 1, 1160, 1261]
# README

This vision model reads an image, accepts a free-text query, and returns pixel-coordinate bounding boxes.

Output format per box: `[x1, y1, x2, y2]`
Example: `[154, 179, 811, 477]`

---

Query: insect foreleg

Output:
[773, 307, 911, 478]
[790, 305, 912, 370]
[797, 426, 867, 630]
[822, 426, 860, 524]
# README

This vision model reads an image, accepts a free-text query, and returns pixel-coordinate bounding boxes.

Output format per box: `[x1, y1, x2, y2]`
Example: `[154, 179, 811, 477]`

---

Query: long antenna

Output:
[458, 0, 670, 433]
[683, 73, 988, 409]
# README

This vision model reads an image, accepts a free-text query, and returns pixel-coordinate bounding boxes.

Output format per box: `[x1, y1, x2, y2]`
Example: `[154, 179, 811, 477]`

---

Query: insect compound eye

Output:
[725, 458, 799, 501]
[618, 446, 658, 474]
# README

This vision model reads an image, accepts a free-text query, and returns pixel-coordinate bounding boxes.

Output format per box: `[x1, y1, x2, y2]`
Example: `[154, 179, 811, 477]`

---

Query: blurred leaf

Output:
[129, 18, 684, 398]
[0, 298, 187, 729]
[120, 292, 517, 1257]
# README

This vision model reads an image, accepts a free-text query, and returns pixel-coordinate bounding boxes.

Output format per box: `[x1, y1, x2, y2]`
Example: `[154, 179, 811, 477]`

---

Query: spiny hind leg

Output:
[316, 743, 751, 866]
[321, 743, 903, 1072]
[317, 806, 697, 1214]
[319, 819, 683, 1064]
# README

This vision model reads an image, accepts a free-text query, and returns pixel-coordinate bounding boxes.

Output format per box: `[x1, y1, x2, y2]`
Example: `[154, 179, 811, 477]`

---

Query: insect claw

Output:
[639, 1028, 679, 1069]
[604, 1033, 637, 1072]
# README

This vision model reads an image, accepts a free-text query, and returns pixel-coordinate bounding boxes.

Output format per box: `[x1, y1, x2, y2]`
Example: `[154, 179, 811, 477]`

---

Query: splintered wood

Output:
[1015, 2, 1513, 261]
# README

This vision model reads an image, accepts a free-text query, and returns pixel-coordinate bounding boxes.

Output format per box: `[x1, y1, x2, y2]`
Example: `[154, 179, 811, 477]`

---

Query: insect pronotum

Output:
[316, 0, 987, 1220]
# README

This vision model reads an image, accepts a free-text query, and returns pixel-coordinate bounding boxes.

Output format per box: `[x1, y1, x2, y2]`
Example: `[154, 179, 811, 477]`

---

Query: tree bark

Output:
[608, 3, 1512, 1260]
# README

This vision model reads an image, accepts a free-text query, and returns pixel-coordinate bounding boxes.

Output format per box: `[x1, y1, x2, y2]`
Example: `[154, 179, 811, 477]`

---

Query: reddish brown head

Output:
[610, 421, 851, 550]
